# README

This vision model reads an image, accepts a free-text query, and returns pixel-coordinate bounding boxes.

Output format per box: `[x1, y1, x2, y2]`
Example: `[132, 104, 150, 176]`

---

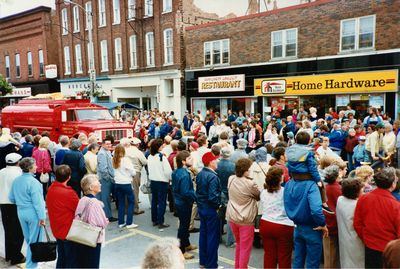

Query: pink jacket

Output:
[75, 196, 109, 243]
[32, 149, 52, 173]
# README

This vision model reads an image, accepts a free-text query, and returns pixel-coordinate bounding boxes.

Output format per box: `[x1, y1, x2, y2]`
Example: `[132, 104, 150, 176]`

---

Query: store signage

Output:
[7, 87, 31, 97]
[45, 65, 57, 79]
[199, 74, 245, 93]
[254, 70, 398, 96]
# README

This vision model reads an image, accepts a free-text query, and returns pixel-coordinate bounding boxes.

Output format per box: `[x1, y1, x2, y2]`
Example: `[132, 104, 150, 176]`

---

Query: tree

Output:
[0, 74, 13, 96]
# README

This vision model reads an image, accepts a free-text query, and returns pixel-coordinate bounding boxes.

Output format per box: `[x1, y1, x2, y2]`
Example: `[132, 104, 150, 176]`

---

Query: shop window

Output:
[340, 15, 375, 52]
[204, 39, 229, 66]
[271, 28, 297, 59]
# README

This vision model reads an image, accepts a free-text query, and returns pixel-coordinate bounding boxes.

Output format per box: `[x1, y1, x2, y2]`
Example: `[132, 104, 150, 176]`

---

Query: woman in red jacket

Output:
[354, 167, 400, 269]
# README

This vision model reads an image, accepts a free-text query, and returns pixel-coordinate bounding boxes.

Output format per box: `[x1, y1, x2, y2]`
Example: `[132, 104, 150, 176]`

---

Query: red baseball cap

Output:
[202, 152, 219, 166]
[190, 142, 199, 150]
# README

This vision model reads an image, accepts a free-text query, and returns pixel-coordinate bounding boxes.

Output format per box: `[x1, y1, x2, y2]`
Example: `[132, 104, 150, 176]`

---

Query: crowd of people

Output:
[0, 103, 399, 269]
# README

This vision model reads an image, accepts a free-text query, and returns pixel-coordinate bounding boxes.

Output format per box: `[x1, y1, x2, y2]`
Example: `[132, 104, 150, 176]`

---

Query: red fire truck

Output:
[1, 97, 133, 142]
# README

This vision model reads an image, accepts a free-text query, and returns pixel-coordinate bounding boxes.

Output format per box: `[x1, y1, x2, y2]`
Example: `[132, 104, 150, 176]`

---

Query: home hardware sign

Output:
[254, 70, 398, 96]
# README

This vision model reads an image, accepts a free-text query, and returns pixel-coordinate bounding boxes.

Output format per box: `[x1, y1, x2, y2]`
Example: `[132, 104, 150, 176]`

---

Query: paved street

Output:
[0, 190, 264, 269]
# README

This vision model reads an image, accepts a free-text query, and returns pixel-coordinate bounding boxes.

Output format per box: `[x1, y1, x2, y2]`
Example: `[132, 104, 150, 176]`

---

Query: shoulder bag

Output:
[30, 225, 57, 262]
[66, 199, 102, 248]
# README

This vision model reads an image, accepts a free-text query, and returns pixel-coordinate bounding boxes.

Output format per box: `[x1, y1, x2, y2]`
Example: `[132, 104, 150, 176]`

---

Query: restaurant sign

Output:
[199, 74, 245, 93]
[254, 70, 398, 96]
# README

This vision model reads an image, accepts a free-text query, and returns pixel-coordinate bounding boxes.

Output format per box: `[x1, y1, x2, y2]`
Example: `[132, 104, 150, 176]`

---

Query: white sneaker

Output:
[126, 223, 139, 229]
[118, 223, 126, 228]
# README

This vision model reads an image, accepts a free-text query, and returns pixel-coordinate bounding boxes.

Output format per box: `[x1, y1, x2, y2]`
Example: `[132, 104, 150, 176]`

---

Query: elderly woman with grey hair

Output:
[142, 237, 184, 269]
[322, 165, 342, 269]
[9, 157, 46, 269]
[74, 174, 109, 268]
[62, 138, 87, 197]
[382, 122, 396, 158]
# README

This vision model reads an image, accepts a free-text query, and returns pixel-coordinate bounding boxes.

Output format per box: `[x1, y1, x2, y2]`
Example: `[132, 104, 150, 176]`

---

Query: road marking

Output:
[104, 227, 256, 269]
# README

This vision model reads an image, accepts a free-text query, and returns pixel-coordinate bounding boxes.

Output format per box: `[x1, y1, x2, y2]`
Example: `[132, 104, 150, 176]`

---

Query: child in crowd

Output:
[352, 136, 367, 168]
[286, 131, 333, 214]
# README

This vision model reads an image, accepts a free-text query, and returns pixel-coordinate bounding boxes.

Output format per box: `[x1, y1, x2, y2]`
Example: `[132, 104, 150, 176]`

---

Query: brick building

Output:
[185, 0, 400, 120]
[0, 6, 60, 106]
[56, 0, 227, 118]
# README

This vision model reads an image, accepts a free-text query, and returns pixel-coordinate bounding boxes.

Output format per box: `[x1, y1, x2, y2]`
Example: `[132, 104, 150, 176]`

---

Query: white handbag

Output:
[66, 200, 102, 248]
[40, 173, 49, 183]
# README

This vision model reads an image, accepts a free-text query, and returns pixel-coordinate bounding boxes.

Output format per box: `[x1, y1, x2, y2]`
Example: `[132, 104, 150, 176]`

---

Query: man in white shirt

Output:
[316, 137, 340, 161]
[0, 153, 25, 265]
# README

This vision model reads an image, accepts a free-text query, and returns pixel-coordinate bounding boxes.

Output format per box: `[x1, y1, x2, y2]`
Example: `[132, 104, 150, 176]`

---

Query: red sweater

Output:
[324, 182, 341, 236]
[46, 181, 79, 240]
[354, 188, 400, 252]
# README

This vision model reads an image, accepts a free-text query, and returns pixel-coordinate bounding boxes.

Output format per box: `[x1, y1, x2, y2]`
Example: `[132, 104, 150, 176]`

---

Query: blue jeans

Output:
[96, 179, 114, 218]
[56, 239, 79, 268]
[176, 203, 192, 253]
[226, 223, 236, 246]
[199, 207, 220, 269]
[347, 152, 354, 171]
[150, 181, 169, 225]
[115, 184, 135, 225]
[293, 225, 323, 269]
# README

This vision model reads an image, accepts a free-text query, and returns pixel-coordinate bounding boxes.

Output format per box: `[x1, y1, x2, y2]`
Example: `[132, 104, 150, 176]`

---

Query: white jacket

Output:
[148, 153, 172, 183]
[114, 157, 136, 184]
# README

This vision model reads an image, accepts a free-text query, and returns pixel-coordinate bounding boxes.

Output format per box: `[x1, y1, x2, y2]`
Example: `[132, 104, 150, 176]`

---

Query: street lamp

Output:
[64, 0, 96, 100]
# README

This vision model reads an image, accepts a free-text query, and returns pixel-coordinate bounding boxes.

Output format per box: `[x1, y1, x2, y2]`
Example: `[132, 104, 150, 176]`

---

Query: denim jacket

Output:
[97, 147, 114, 182]
[352, 144, 368, 163]
[172, 167, 196, 207]
[196, 167, 221, 209]
[286, 144, 321, 183]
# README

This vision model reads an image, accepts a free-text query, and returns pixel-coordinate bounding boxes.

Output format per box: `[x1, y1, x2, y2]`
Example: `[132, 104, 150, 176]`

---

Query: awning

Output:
[95, 102, 141, 110]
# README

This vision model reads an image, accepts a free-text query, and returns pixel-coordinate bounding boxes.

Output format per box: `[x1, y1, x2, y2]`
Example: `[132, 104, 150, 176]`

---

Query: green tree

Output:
[0, 74, 13, 96]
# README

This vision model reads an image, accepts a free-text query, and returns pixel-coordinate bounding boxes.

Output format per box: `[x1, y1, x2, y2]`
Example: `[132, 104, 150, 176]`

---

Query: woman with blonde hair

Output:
[32, 136, 52, 199]
[75, 174, 109, 268]
[355, 165, 374, 193]
[113, 144, 138, 229]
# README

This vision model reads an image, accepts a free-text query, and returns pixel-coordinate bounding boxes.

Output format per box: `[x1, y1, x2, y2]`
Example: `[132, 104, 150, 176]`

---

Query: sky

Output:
[0, 0, 302, 18]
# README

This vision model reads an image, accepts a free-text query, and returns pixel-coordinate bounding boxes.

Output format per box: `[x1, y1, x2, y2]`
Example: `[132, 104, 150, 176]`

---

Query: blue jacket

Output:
[216, 159, 235, 203]
[61, 149, 86, 183]
[329, 129, 345, 150]
[148, 122, 156, 137]
[228, 114, 236, 122]
[196, 167, 221, 209]
[352, 144, 368, 163]
[183, 116, 193, 131]
[286, 144, 320, 183]
[97, 147, 114, 182]
[172, 167, 196, 207]
[21, 142, 34, 158]
[284, 179, 326, 227]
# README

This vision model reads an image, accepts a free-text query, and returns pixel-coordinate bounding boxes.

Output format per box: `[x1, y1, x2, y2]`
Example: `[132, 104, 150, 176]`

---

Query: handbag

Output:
[66, 200, 102, 248]
[30, 225, 57, 263]
[140, 180, 151, 194]
[40, 173, 49, 183]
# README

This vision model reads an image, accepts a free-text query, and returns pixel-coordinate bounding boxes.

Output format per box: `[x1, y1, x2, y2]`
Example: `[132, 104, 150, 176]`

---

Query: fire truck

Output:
[1, 96, 133, 142]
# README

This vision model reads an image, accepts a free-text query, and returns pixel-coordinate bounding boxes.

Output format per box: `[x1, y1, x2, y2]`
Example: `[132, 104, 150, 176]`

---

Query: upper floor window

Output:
[15, 54, 20, 77]
[100, 40, 108, 71]
[85, 1, 92, 30]
[146, 32, 155, 66]
[128, 0, 136, 20]
[340, 15, 375, 52]
[129, 35, 137, 69]
[61, 8, 68, 35]
[271, 28, 297, 59]
[27, 52, 33, 76]
[114, 38, 123, 70]
[113, 0, 120, 24]
[87, 42, 94, 71]
[38, 49, 44, 76]
[73, 6, 80, 32]
[64, 46, 71, 75]
[98, 0, 106, 27]
[145, 0, 153, 17]
[163, 0, 172, 13]
[204, 39, 229, 66]
[5, 56, 10, 79]
[75, 44, 83, 74]
[163, 28, 173, 64]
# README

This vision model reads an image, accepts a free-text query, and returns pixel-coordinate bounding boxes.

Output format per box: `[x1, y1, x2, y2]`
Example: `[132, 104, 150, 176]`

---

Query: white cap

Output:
[6, 153, 22, 164]
[130, 137, 141, 145]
